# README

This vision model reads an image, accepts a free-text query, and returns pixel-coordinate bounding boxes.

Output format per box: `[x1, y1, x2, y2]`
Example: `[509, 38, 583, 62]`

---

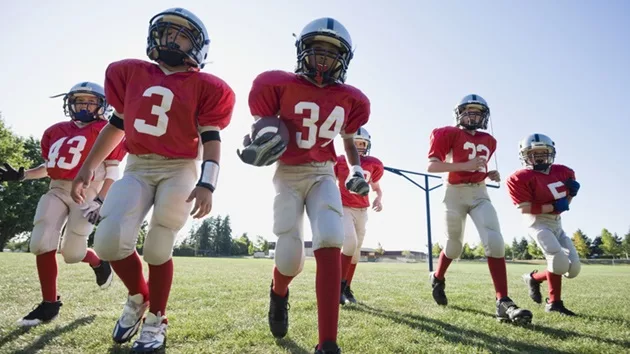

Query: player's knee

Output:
[444, 240, 463, 259]
[275, 236, 304, 276]
[29, 228, 57, 256]
[549, 253, 570, 275]
[314, 216, 344, 249]
[342, 231, 358, 257]
[142, 225, 176, 265]
[152, 207, 188, 232]
[93, 221, 129, 261]
[60, 249, 85, 264]
[565, 260, 581, 279]
[485, 231, 505, 258]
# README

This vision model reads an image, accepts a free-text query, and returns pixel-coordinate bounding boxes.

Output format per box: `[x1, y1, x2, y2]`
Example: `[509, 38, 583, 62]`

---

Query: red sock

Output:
[36, 251, 58, 302]
[340, 254, 352, 281]
[314, 247, 341, 347]
[547, 272, 562, 302]
[82, 249, 101, 268]
[346, 263, 357, 286]
[434, 251, 452, 280]
[532, 270, 547, 282]
[487, 257, 508, 299]
[272, 266, 294, 297]
[148, 259, 173, 316]
[110, 251, 148, 299]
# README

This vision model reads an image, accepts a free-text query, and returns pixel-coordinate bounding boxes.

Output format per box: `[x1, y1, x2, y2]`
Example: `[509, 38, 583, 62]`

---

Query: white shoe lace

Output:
[136, 312, 166, 344]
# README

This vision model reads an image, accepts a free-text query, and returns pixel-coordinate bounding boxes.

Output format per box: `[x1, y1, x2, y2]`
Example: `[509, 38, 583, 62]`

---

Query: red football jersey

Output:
[105, 59, 235, 159]
[41, 120, 127, 181]
[507, 164, 576, 214]
[428, 126, 496, 184]
[335, 155, 384, 208]
[248, 71, 370, 165]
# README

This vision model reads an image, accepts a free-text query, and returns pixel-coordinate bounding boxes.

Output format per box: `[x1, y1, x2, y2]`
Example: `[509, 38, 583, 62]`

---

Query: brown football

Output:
[245, 117, 290, 146]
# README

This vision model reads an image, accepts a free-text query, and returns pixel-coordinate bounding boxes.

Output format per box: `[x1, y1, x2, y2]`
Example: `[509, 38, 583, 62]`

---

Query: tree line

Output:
[431, 229, 630, 260]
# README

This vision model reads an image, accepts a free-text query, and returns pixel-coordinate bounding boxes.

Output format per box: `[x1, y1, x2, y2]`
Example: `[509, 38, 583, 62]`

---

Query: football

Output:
[244, 117, 290, 147]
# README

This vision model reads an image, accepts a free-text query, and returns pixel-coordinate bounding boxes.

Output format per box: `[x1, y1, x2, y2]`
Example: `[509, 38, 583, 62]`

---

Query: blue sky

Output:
[1, 1, 628, 252]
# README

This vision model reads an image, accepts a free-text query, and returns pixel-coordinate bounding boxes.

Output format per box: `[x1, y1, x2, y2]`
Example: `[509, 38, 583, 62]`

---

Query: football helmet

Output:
[295, 17, 353, 85]
[147, 8, 210, 69]
[50, 82, 109, 123]
[453, 94, 490, 130]
[518, 133, 556, 171]
[354, 127, 371, 156]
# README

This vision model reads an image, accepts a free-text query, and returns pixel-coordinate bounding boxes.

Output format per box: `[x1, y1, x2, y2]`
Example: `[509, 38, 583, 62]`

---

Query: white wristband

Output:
[105, 165, 120, 180]
[198, 160, 219, 192]
[350, 165, 364, 177]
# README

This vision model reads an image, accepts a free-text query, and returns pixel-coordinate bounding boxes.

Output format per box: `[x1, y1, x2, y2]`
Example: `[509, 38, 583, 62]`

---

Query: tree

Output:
[136, 220, 149, 253]
[401, 250, 411, 258]
[527, 239, 544, 259]
[0, 115, 49, 250]
[572, 229, 590, 259]
[600, 228, 621, 258]
[511, 239, 522, 259]
[255, 236, 269, 253]
[460, 243, 474, 259]
[375, 242, 385, 255]
[505, 244, 513, 259]
[590, 236, 603, 258]
[473, 244, 486, 258]
[621, 229, 630, 259]
[432, 243, 442, 257]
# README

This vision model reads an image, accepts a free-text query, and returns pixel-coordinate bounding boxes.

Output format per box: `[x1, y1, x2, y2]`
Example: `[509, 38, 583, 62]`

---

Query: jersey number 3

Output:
[47, 136, 87, 170]
[295, 102, 345, 149]
[134, 86, 174, 137]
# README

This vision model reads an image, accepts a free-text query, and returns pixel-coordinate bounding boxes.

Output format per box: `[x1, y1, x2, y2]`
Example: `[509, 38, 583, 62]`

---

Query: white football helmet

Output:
[50, 82, 110, 123]
[453, 94, 490, 130]
[354, 127, 371, 156]
[295, 17, 354, 84]
[518, 133, 556, 171]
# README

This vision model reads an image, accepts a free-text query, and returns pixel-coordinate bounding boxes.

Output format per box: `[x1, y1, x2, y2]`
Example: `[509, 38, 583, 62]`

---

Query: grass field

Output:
[0, 253, 629, 354]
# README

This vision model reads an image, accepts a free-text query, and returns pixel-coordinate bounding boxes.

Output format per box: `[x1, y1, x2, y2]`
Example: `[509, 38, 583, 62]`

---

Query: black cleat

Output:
[339, 280, 348, 305]
[314, 341, 341, 354]
[430, 272, 448, 305]
[17, 296, 63, 327]
[268, 282, 290, 338]
[545, 299, 576, 316]
[522, 270, 542, 304]
[496, 296, 533, 324]
[344, 285, 357, 304]
[93, 260, 113, 289]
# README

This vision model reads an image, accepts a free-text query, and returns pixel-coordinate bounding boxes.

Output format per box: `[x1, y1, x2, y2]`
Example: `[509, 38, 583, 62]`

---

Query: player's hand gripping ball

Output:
[237, 117, 289, 167]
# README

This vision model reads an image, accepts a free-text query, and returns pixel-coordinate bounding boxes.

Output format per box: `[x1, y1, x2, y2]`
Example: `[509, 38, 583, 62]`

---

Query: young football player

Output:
[238, 17, 370, 354]
[334, 127, 384, 305]
[427, 94, 532, 324]
[70, 8, 235, 352]
[0, 81, 125, 327]
[507, 133, 581, 316]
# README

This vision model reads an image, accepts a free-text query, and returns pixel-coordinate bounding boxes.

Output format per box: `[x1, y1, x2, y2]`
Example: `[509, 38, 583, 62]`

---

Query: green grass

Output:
[1, 254, 629, 354]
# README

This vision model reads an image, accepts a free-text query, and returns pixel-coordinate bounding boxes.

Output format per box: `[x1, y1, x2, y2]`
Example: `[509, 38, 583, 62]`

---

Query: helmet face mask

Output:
[454, 94, 490, 130]
[52, 82, 109, 123]
[518, 134, 556, 171]
[295, 18, 353, 85]
[147, 8, 210, 69]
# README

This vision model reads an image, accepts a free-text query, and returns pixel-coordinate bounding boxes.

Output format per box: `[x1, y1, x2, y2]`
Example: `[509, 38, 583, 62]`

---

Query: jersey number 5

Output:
[463, 142, 490, 173]
[47, 136, 87, 170]
[547, 181, 567, 200]
[134, 86, 174, 137]
[295, 102, 345, 149]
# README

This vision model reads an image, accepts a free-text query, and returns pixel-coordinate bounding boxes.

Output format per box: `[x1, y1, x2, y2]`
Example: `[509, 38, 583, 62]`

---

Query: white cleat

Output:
[132, 311, 167, 353]
[112, 293, 149, 343]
